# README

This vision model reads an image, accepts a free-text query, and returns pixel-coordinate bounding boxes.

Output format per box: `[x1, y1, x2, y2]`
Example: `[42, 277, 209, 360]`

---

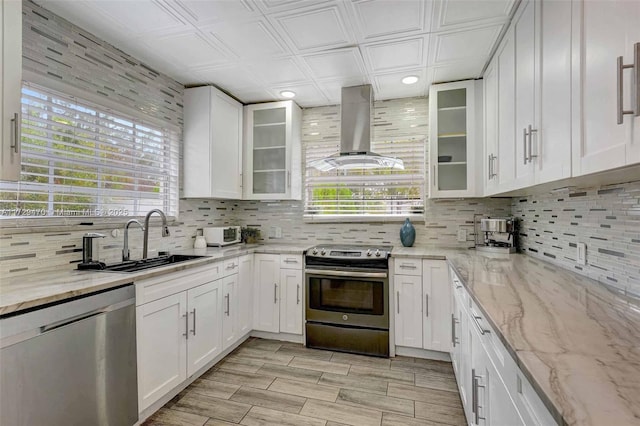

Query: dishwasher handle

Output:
[40, 308, 106, 333]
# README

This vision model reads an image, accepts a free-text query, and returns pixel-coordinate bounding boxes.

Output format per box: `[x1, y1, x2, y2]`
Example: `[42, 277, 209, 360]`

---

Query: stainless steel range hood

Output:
[309, 85, 404, 171]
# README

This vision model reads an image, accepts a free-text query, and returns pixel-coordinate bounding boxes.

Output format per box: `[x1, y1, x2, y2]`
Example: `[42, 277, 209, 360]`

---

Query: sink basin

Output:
[101, 254, 209, 273]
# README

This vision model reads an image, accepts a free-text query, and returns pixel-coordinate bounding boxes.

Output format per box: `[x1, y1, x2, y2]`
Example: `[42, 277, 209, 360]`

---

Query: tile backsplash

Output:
[513, 180, 640, 295]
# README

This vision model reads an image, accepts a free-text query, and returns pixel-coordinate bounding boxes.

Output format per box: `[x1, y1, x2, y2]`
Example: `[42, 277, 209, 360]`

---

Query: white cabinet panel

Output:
[573, 0, 640, 175]
[253, 254, 280, 332]
[422, 260, 451, 353]
[222, 273, 238, 350]
[496, 27, 516, 192]
[237, 254, 253, 336]
[137, 292, 187, 411]
[184, 86, 243, 199]
[187, 281, 222, 376]
[483, 57, 499, 195]
[394, 274, 423, 348]
[1, 0, 22, 181]
[279, 268, 303, 335]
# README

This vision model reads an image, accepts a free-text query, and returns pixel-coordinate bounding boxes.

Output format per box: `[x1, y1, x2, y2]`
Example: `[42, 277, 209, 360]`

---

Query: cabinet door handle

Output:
[617, 55, 636, 124]
[296, 284, 300, 304]
[399, 264, 416, 269]
[451, 314, 457, 347]
[528, 124, 538, 161]
[523, 127, 529, 164]
[224, 294, 230, 316]
[191, 308, 197, 335]
[425, 294, 429, 317]
[183, 312, 189, 339]
[10, 112, 19, 153]
[396, 291, 400, 314]
[487, 155, 492, 180]
[473, 372, 486, 424]
[472, 313, 490, 335]
[284, 258, 298, 264]
[635, 42, 640, 118]
[274, 283, 278, 303]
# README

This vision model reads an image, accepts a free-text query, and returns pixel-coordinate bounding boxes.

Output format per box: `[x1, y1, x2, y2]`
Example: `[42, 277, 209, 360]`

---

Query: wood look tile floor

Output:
[143, 338, 467, 426]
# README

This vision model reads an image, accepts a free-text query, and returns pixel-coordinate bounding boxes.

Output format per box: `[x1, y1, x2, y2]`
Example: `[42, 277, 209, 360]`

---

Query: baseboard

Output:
[395, 346, 451, 362]
[135, 331, 252, 424]
[251, 330, 303, 344]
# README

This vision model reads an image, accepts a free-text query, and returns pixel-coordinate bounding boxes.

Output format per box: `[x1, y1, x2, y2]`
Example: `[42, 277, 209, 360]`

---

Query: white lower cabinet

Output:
[394, 258, 451, 353]
[137, 278, 223, 411]
[449, 268, 556, 426]
[222, 273, 238, 350]
[253, 253, 303, 334]
[237, 254, 253, 335]
[137, 292, 188, 412]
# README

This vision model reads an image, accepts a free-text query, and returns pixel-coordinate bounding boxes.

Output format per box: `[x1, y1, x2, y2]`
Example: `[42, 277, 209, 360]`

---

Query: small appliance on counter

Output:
[474, 215, 519, 254]
[77, 232, 106, 270]
[203, 226, 241, 247]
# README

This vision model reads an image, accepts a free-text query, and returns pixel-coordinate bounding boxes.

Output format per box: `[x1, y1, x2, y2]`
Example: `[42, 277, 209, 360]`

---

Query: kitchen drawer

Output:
[280, 254, 303, 269]
[394, 258, 422, 276]
[222, 257, 240, 277]
[136, 262, 221, 305]
[450, 267, 468, 307]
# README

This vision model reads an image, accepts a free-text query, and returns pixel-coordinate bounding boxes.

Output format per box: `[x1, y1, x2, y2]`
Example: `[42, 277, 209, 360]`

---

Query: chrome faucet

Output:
[122, 219, 144, 261]
[142, 209, 170, 259]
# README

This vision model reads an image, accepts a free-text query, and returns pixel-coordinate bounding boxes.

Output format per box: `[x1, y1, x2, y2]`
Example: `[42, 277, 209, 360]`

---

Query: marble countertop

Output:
[447, 251, 640, 426]
[0, 243, 311, 316]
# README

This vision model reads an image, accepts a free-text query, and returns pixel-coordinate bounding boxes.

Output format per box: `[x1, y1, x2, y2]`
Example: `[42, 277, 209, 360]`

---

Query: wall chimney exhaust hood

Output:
[308, 85, 404, 171]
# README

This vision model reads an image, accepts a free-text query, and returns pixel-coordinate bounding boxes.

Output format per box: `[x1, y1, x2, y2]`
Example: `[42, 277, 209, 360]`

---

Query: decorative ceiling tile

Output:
[302, 47, 366, 80]
[209, 18, 288, 59]
[429, 24, 503, 65]
[351, 0, 430, 41]
[432, 0, 515, 32]
[89, 0, 187, 35]
[316, 77, 368, 104]
[373, 69, 429, 100]
[172, 0, 260, 25]
[273, 4, 354, 52]
[233, 88, 275, 104]
[193, 64, 265, 91]
[268, 83, 328, 107]
[428, 61, 486, 83]
[247, 57, 309, 85]
[362, 36, 427, 73]
[140, 31, 230, 69]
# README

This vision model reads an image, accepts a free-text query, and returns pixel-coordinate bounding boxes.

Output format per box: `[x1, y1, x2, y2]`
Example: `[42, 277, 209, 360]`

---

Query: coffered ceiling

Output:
[37, 0, 517, 107]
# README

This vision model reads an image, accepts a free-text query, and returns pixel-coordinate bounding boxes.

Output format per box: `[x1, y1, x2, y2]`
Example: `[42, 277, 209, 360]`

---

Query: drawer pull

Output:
[399, 264, 416, 269]
[472, 313, 490, 335]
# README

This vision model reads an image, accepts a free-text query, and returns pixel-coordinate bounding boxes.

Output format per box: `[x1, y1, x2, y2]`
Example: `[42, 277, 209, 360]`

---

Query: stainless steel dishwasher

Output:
[0, 284, 138, 426]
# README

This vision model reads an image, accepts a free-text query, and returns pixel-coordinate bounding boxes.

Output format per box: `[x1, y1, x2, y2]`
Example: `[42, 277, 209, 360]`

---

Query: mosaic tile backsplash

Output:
[513, 180, 640, 295]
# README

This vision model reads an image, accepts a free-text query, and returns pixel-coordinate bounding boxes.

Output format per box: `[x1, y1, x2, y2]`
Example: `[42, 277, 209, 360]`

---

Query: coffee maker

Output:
[474, 215, 518, 254]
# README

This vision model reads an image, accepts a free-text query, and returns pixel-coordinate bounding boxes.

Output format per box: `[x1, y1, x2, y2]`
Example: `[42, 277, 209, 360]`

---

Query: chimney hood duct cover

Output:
[309, 85, 404, 171]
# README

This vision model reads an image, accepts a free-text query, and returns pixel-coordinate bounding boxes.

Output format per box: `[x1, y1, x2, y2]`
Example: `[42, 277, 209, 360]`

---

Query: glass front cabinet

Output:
[243, 101, 302, 200]
[428, 80, 482, 198]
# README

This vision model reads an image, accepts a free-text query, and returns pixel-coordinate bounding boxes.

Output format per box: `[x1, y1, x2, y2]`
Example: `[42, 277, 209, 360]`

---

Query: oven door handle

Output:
[304, 268, 388, 279]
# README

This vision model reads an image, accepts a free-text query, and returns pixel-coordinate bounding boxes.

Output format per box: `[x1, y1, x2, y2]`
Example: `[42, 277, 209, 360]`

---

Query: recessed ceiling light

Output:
[280, 90, 296, 98]
[401, 75, 419, 85]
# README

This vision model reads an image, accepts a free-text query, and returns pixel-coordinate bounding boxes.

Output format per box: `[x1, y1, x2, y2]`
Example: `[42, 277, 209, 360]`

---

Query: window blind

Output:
[304, 138, 425, 216]
[0, 84, 179, 218]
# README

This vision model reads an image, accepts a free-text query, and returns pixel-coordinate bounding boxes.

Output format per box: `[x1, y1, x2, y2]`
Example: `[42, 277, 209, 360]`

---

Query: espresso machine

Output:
[474, 215, 518, 254]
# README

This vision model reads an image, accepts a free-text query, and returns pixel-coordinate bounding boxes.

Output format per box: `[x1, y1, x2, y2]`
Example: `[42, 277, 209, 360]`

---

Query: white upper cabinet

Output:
[183, 86, 243, 199]
[1, 0, 22, 182]
[572, 0, 640, 175]
[483, 0, 573, 195]
[429, 80, 483, 198]
[243, 101, 302, 200]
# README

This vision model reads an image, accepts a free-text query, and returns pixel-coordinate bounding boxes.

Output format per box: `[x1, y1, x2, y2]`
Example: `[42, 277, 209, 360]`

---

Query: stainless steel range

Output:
[305, 244, 391, 357]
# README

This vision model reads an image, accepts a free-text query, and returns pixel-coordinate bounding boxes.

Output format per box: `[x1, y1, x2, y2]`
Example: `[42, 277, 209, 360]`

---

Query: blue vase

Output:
[400, 218, 416, 247]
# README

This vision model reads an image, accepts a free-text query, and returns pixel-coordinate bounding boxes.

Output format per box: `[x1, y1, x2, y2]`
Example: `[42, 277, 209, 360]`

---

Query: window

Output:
[304, 138, 425, 217]
[0, 84, 179, 218]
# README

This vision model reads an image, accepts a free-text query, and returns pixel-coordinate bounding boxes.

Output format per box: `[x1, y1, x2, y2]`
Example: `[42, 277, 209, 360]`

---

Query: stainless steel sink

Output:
[100, 254, 209, 273]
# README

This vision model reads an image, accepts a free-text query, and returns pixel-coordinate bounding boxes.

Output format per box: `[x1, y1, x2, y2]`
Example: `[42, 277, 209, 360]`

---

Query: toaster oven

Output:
[203, 226, 241, 246]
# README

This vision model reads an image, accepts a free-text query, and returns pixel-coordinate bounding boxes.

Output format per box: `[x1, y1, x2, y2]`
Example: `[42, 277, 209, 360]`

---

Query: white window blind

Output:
[0, 84, 179, 218]
[305, 138, 425, 217]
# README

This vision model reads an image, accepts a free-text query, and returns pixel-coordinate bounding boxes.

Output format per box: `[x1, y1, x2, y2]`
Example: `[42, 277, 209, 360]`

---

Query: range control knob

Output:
[366, 249, 372, 257]
[375, 249, 381, 257]
[312, 248, 318, 255]
[320, 248, 326, 255]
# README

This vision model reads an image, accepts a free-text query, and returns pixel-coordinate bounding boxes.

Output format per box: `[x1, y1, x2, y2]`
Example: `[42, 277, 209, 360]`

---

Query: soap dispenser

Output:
[77, 232, 107, 270]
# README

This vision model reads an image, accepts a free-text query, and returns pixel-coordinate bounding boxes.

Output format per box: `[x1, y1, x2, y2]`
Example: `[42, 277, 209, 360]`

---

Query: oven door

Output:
[305, 268, 389, 329]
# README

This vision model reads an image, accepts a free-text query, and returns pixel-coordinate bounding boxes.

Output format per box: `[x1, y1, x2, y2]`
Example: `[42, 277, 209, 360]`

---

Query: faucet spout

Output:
[143, 209, 170, 259]
[122, 219, 144, 261]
